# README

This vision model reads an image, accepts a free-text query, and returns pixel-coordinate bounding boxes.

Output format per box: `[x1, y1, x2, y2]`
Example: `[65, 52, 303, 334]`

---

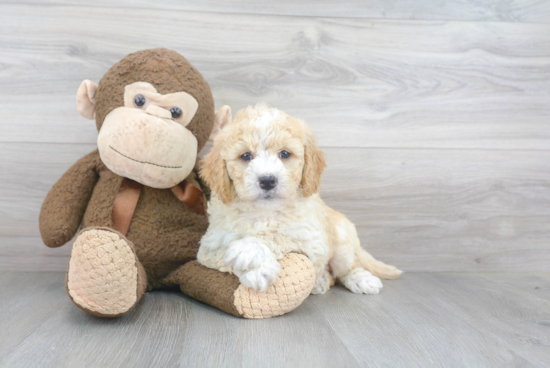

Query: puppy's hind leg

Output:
[329, 211, 400, 294]
[340, 268, 383, 294]
[311, 267, 334, 295]
[339, 249, 401, 294]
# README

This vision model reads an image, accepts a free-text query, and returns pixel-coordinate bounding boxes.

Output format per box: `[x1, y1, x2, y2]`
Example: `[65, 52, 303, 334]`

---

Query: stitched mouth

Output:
[109, 146, 182, 169]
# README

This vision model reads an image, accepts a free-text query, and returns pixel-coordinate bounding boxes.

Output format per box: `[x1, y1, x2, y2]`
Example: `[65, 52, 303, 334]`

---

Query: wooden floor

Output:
[1, 271, 549, 368]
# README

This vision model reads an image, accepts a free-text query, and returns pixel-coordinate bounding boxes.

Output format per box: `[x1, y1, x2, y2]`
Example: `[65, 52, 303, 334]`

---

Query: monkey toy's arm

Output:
[39, 150, 99, 248]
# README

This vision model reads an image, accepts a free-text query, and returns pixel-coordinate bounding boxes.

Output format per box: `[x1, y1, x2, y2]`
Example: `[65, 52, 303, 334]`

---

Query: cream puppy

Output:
[198, 104, 401, 294]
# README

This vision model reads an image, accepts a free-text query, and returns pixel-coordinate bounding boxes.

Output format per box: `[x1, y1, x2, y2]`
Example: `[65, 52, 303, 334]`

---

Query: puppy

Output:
[198, 104, 401, 294]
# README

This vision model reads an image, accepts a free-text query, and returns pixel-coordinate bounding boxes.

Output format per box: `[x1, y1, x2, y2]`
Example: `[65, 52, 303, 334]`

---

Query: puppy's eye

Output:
[240, 152, 252, 162]
[170, 107, 182, 119]
[134, 95, 146, 107]
[279, 150, 291, 159]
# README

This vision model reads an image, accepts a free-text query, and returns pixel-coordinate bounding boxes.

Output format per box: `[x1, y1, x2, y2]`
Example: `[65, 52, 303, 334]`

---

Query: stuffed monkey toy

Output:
[39, 49, 315, 318]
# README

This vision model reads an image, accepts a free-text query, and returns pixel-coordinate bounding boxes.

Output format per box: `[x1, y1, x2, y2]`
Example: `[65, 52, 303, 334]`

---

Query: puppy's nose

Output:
[259, 175, 277, 191]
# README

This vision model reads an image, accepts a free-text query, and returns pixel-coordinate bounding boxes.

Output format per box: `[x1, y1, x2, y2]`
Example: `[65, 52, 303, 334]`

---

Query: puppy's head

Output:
[201, 103, 326, 205]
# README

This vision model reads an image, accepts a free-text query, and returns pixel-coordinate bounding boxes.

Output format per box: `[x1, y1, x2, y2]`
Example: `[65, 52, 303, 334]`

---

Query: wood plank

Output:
[0, 271, 359, 368]
[1, 4, 549, 149]
[322, 147, 550, 272]
[1, 271, 549, 367]
[310, 273, 550, 367]
[0, 272, 67, 358]
[477, 273, 550, 302]
[1, 143, 549, 272]
[5, 0, 550, 23]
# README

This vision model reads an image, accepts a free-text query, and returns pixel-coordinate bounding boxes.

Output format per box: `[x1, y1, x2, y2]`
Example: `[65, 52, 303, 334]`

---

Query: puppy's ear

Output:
[200, 136, 233, 204]
[208, 105, 232, 141]
[301, 129, 327, 197]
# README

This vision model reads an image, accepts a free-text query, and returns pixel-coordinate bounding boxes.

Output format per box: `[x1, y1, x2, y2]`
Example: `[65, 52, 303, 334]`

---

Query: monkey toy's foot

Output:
[233, 253, 316, 318]
[66, 227, 147, 317]
[176, 253, 316, 319]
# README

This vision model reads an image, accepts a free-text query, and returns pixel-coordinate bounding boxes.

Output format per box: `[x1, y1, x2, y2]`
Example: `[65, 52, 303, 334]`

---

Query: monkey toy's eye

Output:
[241, 152, 252, 162]
[279, 150, 291, 159]
[134, 95, 146, 107]
[170, 107, 182, 119]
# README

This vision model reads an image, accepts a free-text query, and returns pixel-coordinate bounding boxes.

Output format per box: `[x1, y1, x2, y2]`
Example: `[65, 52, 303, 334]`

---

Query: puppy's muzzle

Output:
[259, 175, 277, 191]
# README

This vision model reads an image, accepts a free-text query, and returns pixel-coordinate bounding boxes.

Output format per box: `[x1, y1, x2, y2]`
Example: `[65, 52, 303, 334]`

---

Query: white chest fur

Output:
[202, 195, 332, 267]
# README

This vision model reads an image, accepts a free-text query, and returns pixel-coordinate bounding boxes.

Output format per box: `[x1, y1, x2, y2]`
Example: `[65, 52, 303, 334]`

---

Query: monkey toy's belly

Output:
[81, 170, 209, 290]
[126, 186, 209, 288]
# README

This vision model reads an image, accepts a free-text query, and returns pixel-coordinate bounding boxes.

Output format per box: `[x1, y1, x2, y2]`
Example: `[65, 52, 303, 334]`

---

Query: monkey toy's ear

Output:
[208, 105, 232, 141]
[76, 79, 99, 120]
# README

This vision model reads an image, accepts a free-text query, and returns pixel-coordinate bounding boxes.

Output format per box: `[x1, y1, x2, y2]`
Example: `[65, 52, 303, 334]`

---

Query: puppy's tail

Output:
[358, 249, 402, 280]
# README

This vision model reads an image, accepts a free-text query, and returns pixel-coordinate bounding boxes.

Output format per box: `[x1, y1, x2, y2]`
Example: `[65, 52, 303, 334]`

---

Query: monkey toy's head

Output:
[76, 48, 214, 188]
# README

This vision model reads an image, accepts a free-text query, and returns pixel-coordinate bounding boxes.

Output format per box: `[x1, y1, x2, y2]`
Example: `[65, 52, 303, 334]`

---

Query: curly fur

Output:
[199, 104, 402, 294]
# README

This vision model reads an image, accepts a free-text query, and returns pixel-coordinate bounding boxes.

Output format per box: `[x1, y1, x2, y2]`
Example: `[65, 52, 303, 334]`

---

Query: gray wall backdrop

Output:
[0, 1, 549, 272]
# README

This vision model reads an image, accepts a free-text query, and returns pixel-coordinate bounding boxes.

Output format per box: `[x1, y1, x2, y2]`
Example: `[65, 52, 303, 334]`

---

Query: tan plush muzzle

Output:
[98, 107, 198, 189]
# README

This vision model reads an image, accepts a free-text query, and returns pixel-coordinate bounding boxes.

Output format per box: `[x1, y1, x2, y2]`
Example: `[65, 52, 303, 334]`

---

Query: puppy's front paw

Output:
[341, 269, 383, 295]
[238, 260, 281, 292]
[225, 237, 281, 292]
[225, 237, 272, 271]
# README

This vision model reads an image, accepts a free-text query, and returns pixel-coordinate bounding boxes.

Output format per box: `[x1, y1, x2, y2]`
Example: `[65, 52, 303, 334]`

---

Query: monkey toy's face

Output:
[96, 81, 199, 188]
[75, 49, 214, 189]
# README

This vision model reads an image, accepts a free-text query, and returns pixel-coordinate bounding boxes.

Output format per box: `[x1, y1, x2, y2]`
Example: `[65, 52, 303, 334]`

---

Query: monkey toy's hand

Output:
[39, 151, 99, 248]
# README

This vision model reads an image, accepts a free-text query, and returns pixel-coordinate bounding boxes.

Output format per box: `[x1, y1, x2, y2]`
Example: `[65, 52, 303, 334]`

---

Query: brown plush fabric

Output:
[168, 261, 242, 317]
[39, 49, 247, 317]
[39, 151, 99, 248]
[94, 48, 214, 151]
[71, 150, 209, 290]
[39, 49, 313, 319]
